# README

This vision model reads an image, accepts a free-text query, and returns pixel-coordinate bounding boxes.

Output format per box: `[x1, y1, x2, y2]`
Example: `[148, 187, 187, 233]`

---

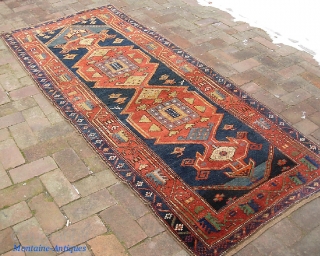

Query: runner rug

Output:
[2, 5, 320, 255]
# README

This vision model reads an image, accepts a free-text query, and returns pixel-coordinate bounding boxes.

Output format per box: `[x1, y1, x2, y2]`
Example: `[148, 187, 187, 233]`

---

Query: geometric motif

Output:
[147, 98, 198, 130]
[95, 55, 138, 78]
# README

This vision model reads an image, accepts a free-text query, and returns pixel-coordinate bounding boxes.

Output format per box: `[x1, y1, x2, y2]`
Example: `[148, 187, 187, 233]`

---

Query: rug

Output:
[2, 5, 320, 255]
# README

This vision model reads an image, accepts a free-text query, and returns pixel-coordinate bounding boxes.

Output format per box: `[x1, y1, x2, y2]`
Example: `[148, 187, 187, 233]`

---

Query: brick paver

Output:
[53, 148, 89, 182]
[293, 119, 319, 136]
[22, 106, 51, 132]
[0, 178, 43, 209]
[59, 244, 91, 256]
[291, 224, 320, 256]
[1, 250, 26, 256]
[0, 75, 23, 92]
[312, 129, 320, 143]
[290, 197, 320, 232]
[0, 112, 25, 130]
[267, 218, 303, 247]
[0, 98, 37, 118]
[0, 228, 18, 254]
[50, 216, 107, 248]
[73, 169, 118, 197]
[62, 189, 117, 223]
[28, 193, 66, 235]
[40, 169, 80, 207]
[253, 36, 279, 50]
[301, 71, 320, 89]
[0, 202, 32, 230]
[22, 136, 70, 162]
[278, 64, 305, 79]
[128, 232, 184, 256]
[32, 94, 56, 115]
[232, 58, 261, 72]
[9, 85, 39, 101]
[87, 235, 127, 256]
[9, 156, 57, 184]
[1, 0, 320, 255]
[35, 121, 74, 142]
[0, 162, 11, 189]
[100, 205, 147, 248]
[234, 244, 263, 256]
[109, 183, 149, 220]
[137, 213, 165, 237]
[9, 121, 38, 149]
[13, 218, 55, 256]
[0, 128, 10, 142]
[0, 139, 25, 170]
[229, 69, 261, 85]
[0, 86, 10, 105]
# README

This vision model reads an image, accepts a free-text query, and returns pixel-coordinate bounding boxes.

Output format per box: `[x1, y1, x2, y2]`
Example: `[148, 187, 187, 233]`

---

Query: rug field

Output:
[2, 5, 320, 255]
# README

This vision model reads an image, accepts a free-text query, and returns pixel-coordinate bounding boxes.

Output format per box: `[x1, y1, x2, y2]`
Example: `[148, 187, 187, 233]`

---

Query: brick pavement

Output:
[0, 0, 320, 255]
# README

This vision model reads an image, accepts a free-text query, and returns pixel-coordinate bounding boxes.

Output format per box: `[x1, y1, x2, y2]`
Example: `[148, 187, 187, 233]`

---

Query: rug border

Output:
[1, 4, 320, 256]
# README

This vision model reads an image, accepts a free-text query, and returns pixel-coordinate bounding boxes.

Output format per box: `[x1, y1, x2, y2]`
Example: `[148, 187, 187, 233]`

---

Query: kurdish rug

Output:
[2, 5, 320, 255]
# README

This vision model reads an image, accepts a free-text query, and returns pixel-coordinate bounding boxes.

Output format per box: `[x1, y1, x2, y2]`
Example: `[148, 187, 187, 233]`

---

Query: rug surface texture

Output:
[3, 5, 320, 255]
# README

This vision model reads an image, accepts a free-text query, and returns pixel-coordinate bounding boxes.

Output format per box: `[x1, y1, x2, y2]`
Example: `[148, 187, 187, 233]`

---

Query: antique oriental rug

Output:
[2, 5, 320, 255]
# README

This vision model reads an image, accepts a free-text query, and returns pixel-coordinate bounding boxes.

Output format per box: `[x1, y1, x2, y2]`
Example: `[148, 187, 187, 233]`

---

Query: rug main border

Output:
[2, 5, 320, 256]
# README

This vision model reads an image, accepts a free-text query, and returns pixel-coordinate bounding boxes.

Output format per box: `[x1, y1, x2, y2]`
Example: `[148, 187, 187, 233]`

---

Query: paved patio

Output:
[1, 0, 320, 255]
